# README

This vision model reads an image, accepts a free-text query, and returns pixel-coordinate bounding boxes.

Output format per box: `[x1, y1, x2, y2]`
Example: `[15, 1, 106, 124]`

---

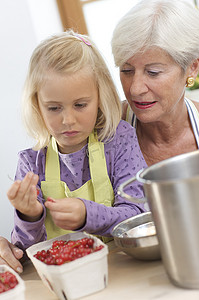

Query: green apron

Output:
[41, 131, 114, 243]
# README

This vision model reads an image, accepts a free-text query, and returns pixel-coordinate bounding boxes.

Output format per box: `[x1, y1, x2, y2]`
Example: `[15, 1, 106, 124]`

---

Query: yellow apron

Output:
[41, 131, 114, 242]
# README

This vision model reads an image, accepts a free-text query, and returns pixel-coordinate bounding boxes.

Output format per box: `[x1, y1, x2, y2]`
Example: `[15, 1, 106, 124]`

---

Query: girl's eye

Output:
[75, 103, 87, 108]
[48, 106, 61, 111]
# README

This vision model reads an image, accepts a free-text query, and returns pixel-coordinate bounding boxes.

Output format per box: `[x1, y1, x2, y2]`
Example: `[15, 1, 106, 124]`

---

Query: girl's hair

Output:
[111, 0, 199, 71]
[22, 29, 121, 150]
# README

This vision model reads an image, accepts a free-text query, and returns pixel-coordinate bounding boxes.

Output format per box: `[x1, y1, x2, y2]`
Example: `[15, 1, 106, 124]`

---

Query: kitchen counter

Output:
[21, 241, 199, 300]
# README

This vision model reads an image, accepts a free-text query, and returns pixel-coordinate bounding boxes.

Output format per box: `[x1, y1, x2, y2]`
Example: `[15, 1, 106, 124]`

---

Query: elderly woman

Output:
[111, 0, 199, 166]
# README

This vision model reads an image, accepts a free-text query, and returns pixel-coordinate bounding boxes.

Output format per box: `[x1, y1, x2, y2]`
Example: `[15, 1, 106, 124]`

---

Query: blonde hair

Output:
[22, 29, 121, 150]
[112, 0, 199, 71]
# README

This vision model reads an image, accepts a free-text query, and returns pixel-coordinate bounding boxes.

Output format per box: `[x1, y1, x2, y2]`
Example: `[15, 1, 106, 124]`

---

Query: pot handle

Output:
[117, 169, 147, 203]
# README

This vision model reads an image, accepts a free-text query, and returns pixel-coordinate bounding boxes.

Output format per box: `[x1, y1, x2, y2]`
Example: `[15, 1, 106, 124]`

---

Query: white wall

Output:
[0, 0, 62, 239]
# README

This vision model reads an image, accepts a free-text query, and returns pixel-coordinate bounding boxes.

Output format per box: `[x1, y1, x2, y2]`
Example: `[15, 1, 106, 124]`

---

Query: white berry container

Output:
[0, 265, 25, 300]
[26, 232, 108, 300]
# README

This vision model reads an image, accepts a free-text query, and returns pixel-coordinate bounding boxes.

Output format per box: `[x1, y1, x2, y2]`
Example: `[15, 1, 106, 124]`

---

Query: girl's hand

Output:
[44, 197, 86, 230]
[0, 237, 23, 273]
[7, 172, 43, 221]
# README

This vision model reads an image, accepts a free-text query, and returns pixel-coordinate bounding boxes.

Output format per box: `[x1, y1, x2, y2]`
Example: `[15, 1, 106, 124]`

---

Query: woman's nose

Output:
[130, 75, 148, 96]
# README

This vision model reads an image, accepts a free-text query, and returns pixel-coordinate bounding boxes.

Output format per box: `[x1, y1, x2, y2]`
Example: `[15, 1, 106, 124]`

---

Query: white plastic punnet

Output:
[0, 265, 25, 300]
[26, 232, 108, 300]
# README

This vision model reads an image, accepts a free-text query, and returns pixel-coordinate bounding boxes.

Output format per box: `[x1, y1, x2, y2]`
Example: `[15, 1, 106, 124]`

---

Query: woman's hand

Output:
[7, 172, 43, 221]
[44, 197, 87, 230]
[0, 237, 23, 273]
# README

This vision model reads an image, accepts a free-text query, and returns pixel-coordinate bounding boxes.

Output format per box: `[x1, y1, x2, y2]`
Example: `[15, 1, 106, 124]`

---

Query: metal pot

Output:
[118, 150, 199, 289]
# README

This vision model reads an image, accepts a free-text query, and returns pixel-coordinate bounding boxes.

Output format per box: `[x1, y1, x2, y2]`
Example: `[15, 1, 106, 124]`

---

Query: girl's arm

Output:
[10, 150, 47, 250]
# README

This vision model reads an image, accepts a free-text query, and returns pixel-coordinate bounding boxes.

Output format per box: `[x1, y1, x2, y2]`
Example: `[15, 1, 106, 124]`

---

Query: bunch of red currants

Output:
[34, 237, 104, 265]
[0, 271, 18, 294]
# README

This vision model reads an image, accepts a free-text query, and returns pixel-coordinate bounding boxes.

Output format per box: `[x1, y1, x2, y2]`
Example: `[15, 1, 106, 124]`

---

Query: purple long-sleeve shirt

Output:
[11, 120, 147, 250]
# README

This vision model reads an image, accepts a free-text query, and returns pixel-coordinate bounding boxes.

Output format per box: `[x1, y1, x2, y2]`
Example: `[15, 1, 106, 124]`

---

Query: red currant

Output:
[34, 237, 104, 265]
[0, 271, 18, 294]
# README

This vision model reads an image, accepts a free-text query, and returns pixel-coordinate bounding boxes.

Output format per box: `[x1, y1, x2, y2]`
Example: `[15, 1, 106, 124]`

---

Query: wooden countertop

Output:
[21, 241, 199, 300]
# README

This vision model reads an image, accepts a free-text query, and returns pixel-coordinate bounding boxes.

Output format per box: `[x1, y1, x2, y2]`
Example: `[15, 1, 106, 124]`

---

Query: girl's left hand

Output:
[44, 197, 87, 230]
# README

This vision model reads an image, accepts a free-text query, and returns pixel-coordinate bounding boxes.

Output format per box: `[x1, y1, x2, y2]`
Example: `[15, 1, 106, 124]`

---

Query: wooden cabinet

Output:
[56, 0, 88, 34]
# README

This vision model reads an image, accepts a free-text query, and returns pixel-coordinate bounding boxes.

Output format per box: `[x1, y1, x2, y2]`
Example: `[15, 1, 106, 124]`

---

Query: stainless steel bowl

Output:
[111, 212, 161, 261]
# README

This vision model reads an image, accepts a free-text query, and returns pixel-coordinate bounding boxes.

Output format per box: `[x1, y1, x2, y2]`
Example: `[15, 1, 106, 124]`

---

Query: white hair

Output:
[112, 0, 199, 70]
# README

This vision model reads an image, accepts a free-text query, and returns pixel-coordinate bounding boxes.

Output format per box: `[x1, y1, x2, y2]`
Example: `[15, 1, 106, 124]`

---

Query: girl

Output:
[7, 30, 147, 253]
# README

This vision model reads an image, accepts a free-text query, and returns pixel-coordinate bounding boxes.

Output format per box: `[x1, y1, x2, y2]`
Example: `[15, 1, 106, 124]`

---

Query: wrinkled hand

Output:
[45, 197, 87, 230]
[0, 237, 23, 273]
[7, 172, 43, 221]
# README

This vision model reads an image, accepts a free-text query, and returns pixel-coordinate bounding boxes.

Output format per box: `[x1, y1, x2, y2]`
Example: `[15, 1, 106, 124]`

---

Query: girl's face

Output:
[38, 69, 99, 154]
[120, 47, 190, 124]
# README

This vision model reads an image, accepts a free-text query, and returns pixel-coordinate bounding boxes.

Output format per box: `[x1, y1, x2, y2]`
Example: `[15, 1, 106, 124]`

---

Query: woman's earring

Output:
[186, 76, 195, 88]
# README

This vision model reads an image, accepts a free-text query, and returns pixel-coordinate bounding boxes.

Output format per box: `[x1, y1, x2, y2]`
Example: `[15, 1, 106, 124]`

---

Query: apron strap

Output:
[88, 131, 113, 204]
[45, 137, 60, 181]
[185, 97, 199, 148]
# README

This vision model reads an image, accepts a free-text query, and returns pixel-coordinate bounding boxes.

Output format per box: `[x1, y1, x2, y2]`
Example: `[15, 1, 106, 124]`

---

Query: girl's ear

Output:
[188, 58, 199, 79]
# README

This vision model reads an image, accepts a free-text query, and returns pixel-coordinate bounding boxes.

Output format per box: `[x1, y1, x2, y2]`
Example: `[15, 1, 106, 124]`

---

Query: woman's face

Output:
[38, 69, 99, 154]
[120, 47, 189, 124]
